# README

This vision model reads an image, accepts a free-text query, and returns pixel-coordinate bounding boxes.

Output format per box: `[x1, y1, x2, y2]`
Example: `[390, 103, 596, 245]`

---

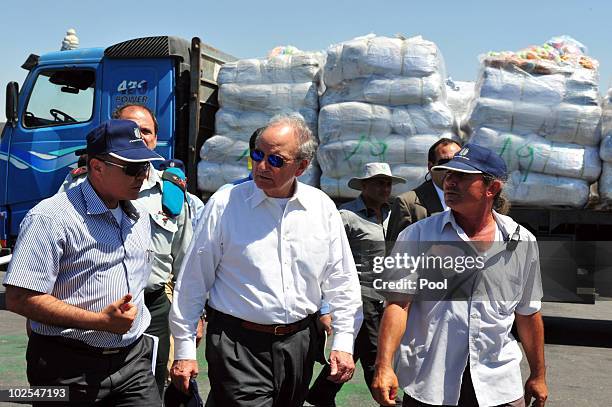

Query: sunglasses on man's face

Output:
[250, 149, 288, 168]
[100, 159, 150, 177]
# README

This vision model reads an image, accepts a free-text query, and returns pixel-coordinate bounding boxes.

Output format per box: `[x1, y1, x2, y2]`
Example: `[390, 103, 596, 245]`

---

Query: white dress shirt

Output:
[170, 180, 363, 360]
[392, 209, 542, 406]
[433, 183, 449, 211]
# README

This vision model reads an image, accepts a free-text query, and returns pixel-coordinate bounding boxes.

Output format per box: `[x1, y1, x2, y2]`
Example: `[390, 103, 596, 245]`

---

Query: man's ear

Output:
[295, 159, 310, 177]
[88, 158, 104, 176]
[487, 179, 503, 197]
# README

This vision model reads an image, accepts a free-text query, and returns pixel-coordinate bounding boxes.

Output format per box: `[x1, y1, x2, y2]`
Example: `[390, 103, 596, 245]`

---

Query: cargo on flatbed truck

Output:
[1, 35, 610, 303]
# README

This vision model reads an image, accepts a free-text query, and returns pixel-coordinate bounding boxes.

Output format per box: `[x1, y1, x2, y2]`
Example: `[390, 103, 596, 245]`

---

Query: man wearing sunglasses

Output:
[57, 104, 196, 396]
[4, 120, 165, 405]
[386, 138, 462, 251]
[372, 144, 547, 407]
[169, 115, 363, 407]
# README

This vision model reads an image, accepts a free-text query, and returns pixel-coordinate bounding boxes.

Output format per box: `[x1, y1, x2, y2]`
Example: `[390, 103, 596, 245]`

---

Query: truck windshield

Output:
[23, 69, 95, 128]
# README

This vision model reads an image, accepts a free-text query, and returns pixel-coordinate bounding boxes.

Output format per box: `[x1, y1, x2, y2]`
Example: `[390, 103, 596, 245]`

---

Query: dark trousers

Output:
[26, 332, 161, 406]
[144, 287, 171, 396]
[306, 298, 384, 406]
[402, 366, 525, 407]
[204, 309, 319, 407]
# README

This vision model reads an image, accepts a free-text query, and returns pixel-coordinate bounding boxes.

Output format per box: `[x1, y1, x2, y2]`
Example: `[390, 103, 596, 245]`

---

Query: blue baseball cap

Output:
[158, 158, 186, 172]
[86, 119, 163, 162]
[431, 143, 507, 180]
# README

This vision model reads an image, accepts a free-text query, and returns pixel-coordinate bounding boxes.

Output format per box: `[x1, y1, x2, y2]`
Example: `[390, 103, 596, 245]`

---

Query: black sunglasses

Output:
[100, 159, 150, 177]
[250, 149, 287, 168]
[436, 158, 451, 166]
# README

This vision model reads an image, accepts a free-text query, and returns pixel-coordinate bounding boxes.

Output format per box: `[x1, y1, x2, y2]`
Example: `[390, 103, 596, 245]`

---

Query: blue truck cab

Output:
[0, 36, 234, 254]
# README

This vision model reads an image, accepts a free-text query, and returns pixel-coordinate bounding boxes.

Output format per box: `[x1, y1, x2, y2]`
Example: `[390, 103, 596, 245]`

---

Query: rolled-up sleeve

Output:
[516, 238, 543, 315]
[169, 197, 223, 360]
[321, 209, 363, 354]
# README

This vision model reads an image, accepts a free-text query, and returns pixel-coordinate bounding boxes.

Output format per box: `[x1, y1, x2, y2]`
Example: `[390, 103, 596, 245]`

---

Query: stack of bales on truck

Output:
[316, 35, 457, 198]
[466, 36, 602, 207]
[197, 47, 323, 192]
[599, 89, 612, 203]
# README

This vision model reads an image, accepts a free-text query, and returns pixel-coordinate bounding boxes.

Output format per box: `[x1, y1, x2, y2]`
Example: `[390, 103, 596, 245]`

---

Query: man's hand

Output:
[195, 317, 205, 347]
[318, 313, 332, 335]
[327, 350, 354, 383]
[171, 359, 199, 394]
[99, 294, 137, 334]
[524, 375, 548, 407]
[371, 363, 399, 406]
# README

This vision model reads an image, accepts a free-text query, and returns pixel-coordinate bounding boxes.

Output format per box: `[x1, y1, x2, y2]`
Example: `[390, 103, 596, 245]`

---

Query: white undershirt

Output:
[271, 197, 291, 212]
[433, 183, 450, 211]
[109, 206, 123, 225]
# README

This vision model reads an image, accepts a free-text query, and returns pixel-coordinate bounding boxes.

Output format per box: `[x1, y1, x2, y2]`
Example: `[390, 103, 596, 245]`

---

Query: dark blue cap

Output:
[86, 120, 163, 162]
[164, 379, 203, 407]
[159, 158, 185, 172]
[431, 143, 507, 180]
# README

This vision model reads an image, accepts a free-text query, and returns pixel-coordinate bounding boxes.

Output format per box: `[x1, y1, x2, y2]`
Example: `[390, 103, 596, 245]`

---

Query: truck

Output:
[0, 36, 235, 260]
[1, 35, 610, 304]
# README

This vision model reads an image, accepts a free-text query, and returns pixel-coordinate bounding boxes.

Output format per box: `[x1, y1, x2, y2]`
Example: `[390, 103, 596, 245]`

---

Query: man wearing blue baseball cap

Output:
[372, 144, 548, 407]
[58, 105, 199, 396]
[4, 119, 165, 405]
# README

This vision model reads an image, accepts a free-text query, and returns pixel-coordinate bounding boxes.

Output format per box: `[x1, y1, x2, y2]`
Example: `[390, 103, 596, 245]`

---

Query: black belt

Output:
[207, 307, 315, 336]
[33, 332, 140, 355]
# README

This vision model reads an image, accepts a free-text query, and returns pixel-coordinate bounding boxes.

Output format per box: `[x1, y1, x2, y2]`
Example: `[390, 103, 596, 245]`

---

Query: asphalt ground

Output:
[0, 291, 611, 406]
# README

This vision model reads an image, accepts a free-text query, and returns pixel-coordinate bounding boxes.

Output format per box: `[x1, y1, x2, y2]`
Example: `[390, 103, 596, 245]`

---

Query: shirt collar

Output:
[248, 179, 309, 210]
[81, 178, 140, 220]
[433, 183, 448, 211]
[352, 195, 390, 217]
[440, 209, 517, 239]
[141, 168, 162, 191]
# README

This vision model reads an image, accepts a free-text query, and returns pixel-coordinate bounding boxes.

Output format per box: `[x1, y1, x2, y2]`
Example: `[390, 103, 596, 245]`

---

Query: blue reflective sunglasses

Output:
[250, 149, 286, 168]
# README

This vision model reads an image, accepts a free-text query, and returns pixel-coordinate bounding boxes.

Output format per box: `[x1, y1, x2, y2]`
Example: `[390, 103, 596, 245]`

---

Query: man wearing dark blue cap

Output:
[3, 120, 164, 405]
[58, 105, 198, 396]
[372, 144, 548, 407]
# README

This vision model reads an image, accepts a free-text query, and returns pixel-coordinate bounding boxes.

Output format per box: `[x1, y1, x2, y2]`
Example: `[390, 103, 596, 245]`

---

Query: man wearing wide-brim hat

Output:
[307, 162, 405, 407]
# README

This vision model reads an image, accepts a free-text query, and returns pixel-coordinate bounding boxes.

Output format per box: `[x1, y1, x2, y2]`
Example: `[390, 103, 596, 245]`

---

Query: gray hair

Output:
[260, 114, 318, 162]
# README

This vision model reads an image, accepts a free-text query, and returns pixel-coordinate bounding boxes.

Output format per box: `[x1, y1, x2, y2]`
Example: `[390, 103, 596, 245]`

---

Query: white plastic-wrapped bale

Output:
[598, 90, 612, 201]
[199, 48, 323, 194]
[505, 170, 590, 208]
[318, 101, 454, 144]
[469, 98, 601, 146]
[219, 82, 318, 112]
[445, 79, 475, 126]
[324, 35, 444, 87]
[318, 34, 453, 199]
[215, 108, 318, 138]
[477, 66, 599, 106]
[317, 134, 447, 178]
[217, 53, 322, 84]
[471, 127, 601, 182]
[320, 74, 444, 107]
[599, 163, 612, 202]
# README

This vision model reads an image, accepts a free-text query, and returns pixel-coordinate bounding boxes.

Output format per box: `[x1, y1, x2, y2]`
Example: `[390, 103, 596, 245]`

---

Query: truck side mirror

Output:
[6, 81, 19, 127]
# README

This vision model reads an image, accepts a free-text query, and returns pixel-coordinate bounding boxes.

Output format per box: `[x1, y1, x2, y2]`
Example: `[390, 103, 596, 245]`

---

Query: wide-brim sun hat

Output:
[348, 162, 406, 190]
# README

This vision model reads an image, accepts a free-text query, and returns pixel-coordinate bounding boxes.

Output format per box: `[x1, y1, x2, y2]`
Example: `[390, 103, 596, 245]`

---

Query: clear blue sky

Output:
[1, 1, 611, 114]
